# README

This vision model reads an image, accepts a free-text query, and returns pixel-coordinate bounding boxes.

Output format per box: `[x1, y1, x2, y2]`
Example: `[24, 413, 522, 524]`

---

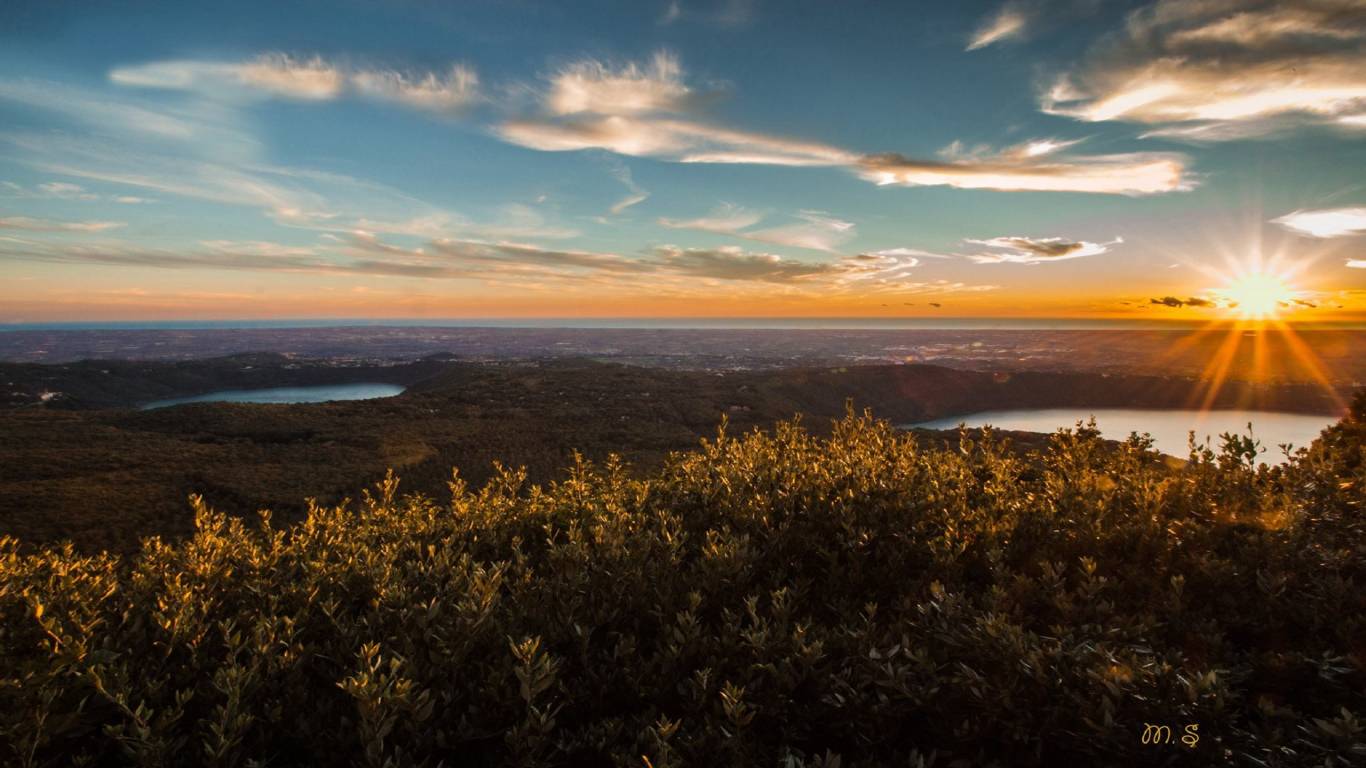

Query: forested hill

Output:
[0, 358, 1349, 552]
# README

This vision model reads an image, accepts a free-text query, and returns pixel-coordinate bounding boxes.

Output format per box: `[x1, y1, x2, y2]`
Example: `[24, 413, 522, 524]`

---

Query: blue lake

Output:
[909, 408, 1338, 465]
[141, 383, 405, 409]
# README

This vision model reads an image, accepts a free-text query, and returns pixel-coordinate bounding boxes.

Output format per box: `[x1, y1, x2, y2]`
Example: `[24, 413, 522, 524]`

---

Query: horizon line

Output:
[4, 316, 1366, 332]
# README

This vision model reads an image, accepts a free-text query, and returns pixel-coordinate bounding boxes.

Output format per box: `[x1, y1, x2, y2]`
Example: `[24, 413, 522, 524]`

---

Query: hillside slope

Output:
[2, 395, 1363, 766]
[0, 359, 1346, 552]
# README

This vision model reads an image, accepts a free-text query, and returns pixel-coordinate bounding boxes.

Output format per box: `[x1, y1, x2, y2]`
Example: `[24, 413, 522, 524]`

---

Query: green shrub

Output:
[2, 397, 1364, 766]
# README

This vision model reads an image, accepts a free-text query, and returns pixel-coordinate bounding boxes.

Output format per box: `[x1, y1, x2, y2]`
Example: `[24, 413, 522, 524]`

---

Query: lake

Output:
[141, 383, 405, 409]
[908, 408, 1338, 465]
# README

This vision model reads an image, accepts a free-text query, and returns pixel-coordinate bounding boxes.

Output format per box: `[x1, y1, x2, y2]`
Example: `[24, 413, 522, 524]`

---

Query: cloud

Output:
[740, 210, 855, 252]
[1042, 0, 1366, 139]
[547, 51, 697, 116]
[342, 205, 581, 242]
[425, 237, 646, 274]
[3, 179, 155, 205]
[658, 203, 763, 233]
[497, 52, 1192, 194]
[658, 0, 756, 27]
[831, 250, 926, 283]
[0, 236, 332, 272]
[495, 50, 856, 167]
[6, 133, 580, 246]
[2, 229, 999, 300]
[1271, 207, 1366, 238]
[967, 5, 1028, 50]
[350, 65, 480, 112]
[0, 79, 200, 140]
[967, 0, 1106, 51]
[37, 182, 97, 200]
[497, 115, 856, 167]
[658, 206, 854, 252]
[1347, 259, 1366, 268]
[0, 215, 125, 233]
[862, 247, 954, 260]
[1149, 295, 1222, 309]
[652, 245, 832, 282]
[965, 235, 1121, 264]
[111, 54, 481, 113]
[110, 56, 342, 100]
[3, 180, 97, 200]
[605, 161, 649, 215]
[236, 54, 346, 100]
[859, 143, 1190, 195]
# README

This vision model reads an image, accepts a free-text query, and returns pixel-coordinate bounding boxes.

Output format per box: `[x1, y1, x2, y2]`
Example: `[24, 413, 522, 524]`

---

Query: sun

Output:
[1220, 271, 1295, 319]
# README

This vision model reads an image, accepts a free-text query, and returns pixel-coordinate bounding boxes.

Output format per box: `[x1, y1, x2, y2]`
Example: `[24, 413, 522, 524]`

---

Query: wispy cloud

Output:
[658, 206, 854, 252]
[965, 235, 1121, 264]
[605, 161, 649, 215]
[652, 245, 832, 282]
[546, 51, 698, 116]
[497, 115, 856, 167]
[658, 0, 756, 27]
[0, 79, 202, 140]
[3, 180, 154, 204]
[350, 65, 480, 112]
[740, 210, 855, 252]
[967, 5, 1028, 50]
[1042, 0, 1366, 140]
[860, 141, 1189, 195]
[111, 54, 481, 113]
[1271, 207, 1366, 238]
[495, 50, 860, 168]
[0, 215, 125, 233]
[658, 203, 763, 233]
[0, 236, 332, 272]
[1, 228, 995, 298]
[506, 50, 1191, 193]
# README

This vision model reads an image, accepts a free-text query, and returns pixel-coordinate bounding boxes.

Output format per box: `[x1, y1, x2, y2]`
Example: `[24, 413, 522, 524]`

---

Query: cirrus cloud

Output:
[112, 54, 481, 113]
[1042, 0, 1366, 140]
[859, 144, 1188, 196]
[0, 215, 125, 233]
[658, 206, 854, 253]
[498, 51, 1190, 194]
[967, 5, 1029, 50]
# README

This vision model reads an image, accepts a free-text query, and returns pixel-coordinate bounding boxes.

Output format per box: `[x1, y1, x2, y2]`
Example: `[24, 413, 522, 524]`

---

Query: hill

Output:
[0, 358, 1347, 552]
[2, 394, 1363, 766]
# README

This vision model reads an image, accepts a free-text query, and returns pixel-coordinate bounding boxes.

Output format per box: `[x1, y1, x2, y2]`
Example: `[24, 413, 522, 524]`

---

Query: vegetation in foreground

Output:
[2, 397, 1364, 767]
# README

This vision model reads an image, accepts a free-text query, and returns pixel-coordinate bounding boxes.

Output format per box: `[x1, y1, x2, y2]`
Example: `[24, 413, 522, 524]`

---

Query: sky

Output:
[0, 0, 1364, 322]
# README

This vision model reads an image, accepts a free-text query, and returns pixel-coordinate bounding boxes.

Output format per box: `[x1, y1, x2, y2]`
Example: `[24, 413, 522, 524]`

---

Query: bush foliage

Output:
[3, 396, 1365, 767]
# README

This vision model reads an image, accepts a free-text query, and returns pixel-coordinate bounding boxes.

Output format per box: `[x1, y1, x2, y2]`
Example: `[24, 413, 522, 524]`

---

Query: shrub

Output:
[2, 401, 1364, 766]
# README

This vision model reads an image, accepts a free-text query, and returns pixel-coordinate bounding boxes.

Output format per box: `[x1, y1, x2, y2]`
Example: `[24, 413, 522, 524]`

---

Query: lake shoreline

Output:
[906, 408, 1338, 465]
[140, 383, 406, 410]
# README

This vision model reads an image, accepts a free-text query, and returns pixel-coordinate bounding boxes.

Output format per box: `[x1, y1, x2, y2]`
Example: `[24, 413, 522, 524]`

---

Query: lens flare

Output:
[1219, 272, 1294, 319]
[1160, 246, 1347, 417]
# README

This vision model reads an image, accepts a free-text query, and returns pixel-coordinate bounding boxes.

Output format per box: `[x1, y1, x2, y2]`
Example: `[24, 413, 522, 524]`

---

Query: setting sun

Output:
[1221, 272, 1296, 319]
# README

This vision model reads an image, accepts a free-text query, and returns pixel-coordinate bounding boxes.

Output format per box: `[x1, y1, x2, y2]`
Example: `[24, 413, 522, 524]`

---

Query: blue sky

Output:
[1, 0, 1364, 320]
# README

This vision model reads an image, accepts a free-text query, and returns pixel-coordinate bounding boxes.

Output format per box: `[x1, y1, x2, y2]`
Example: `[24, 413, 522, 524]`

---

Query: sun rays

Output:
[1153, 228, 1350, 417]
[1218, 272, 1295, 320]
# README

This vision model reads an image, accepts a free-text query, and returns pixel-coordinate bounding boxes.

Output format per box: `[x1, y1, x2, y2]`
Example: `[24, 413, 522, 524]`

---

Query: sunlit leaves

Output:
[1, 396, 1364, 765]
